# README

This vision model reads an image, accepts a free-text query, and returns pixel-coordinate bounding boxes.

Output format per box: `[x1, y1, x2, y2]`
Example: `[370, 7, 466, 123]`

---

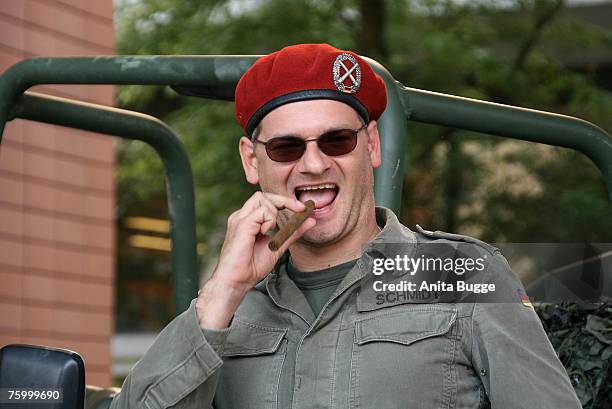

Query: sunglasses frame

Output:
[253, 124, 367, 162]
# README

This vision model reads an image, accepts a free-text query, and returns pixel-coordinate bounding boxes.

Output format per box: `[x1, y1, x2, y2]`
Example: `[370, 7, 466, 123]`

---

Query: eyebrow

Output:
[263, 123, 362, 140]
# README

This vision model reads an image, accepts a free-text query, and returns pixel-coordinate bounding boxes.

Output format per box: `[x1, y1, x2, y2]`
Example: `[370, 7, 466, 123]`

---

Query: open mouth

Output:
[294, 183, 339, 210]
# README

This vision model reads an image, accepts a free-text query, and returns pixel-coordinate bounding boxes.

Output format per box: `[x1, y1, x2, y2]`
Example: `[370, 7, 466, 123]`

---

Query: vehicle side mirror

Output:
[0, 344, 85, 409]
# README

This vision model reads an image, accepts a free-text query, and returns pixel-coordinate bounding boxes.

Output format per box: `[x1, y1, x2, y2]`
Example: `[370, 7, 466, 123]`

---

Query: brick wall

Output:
[0, 0, 115, 386]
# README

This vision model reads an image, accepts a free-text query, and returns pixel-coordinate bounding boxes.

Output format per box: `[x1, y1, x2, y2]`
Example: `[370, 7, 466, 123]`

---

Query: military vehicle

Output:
[0, 55, 610, 409]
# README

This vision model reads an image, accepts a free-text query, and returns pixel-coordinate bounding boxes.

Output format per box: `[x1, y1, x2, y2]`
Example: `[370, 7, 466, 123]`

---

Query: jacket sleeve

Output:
[109, 299, 229, 409]
[470, 253, 582, 409]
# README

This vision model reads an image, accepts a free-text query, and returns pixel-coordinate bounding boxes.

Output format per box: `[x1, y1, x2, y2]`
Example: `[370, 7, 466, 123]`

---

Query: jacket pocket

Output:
[350, 306, 458, 409]
[355, 307, 456, 346]
[215, 320, 287, 409]
[223, 319, 286, 356]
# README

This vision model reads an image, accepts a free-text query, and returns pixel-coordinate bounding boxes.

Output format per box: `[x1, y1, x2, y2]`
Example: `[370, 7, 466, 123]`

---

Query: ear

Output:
[239, 136, 260, 184]
[366, 120, 382, 168]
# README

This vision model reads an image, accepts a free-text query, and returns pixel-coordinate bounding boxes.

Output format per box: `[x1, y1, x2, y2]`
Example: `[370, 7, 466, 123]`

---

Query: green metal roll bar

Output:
[0, 56, 610, 314]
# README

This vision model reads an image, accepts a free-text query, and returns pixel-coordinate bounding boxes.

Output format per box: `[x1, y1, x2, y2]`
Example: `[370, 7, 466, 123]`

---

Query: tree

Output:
[114, 1, 612, 401]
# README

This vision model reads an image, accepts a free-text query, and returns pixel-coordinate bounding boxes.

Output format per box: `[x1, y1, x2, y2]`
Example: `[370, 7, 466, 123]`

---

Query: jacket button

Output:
[479, 368, 487, 376]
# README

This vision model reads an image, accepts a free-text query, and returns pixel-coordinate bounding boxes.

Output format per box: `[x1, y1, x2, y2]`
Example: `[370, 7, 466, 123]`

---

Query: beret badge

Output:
[234, 44, 387, 135]
[333, 53, 361, 94]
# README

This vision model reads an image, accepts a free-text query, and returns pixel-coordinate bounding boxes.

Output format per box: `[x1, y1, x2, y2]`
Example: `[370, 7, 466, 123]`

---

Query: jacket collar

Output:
[368, 206, 418, 259]
[264, 207, 418, 322]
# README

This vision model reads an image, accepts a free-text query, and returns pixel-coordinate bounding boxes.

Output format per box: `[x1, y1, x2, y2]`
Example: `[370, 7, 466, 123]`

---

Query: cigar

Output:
[268, 200, 315, 251]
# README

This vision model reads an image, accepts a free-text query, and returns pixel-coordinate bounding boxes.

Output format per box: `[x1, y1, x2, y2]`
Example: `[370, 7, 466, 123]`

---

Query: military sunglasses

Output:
[253, 124, 367, 162]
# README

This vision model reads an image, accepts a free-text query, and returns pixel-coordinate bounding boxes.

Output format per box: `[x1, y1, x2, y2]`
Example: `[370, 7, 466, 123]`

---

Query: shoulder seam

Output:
[415, 224, 499, 256]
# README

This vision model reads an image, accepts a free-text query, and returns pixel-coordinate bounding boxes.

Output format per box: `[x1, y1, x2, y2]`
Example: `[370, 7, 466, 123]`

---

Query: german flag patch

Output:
[518, 289, 533, 309]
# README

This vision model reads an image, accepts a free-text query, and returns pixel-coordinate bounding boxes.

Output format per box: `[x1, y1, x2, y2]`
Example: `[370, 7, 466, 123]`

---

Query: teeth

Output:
[296, 183, 337, 191]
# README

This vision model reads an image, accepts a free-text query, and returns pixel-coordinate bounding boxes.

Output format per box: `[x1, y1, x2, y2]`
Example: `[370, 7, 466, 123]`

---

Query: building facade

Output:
[0, 0, 115, 386]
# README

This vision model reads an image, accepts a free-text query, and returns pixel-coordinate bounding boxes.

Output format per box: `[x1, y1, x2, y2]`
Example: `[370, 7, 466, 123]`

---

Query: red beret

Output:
[235, 43, 387, 136]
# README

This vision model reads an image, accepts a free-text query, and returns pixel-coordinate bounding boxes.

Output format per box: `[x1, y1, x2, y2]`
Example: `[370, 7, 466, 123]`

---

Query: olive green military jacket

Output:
[110, 207, 581, 409]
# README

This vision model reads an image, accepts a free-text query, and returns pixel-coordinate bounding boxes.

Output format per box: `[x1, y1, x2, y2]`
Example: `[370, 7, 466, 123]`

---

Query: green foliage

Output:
[114, 3, 612, 395]
[537, 303, 612, 408]
[387, 0, 612, 239]
[114, 0, 612, 267]
[115, 0, 362, 264]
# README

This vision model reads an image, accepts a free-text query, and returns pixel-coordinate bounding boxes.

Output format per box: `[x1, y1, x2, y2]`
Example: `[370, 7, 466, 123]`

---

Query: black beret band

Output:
[246, 89, 370, 137]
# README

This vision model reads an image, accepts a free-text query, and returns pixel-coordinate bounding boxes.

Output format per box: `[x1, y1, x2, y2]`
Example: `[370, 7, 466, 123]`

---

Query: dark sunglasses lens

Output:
[265, 137, 305, 162]
[318, 129, 358, 156]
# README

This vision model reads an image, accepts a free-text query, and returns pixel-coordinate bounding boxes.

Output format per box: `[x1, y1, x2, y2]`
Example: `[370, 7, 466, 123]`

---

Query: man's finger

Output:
[239, 191, 268, 214]
[259, 192, 305, 213]
[235, 205, 276, 237]
[239, 202, 277, 226]
[236, 192, 277, 218]
[239, 191, 302, 215]
[260, 217, 277, 235]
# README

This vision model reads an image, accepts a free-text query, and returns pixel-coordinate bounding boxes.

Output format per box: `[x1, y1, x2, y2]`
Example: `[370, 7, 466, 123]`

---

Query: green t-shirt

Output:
[287, 257, 358, 316]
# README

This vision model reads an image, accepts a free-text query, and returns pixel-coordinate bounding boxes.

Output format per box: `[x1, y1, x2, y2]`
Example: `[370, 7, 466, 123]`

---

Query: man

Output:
[110, 44, 581, 409]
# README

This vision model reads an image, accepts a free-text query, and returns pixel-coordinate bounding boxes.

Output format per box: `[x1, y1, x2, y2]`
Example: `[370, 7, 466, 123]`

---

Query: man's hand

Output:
[196, 192, 316, 329]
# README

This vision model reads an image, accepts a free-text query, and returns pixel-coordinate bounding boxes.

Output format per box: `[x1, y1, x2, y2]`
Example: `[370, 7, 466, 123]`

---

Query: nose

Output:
[295, 139, 332, 175]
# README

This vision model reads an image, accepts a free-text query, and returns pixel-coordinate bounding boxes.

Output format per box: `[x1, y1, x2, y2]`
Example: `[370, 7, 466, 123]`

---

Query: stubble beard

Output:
[297, 186, 372, 249]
